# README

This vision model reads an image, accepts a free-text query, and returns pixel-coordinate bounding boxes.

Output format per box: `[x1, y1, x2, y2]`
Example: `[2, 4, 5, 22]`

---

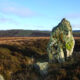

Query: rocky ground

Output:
[0, 37, 80, 80]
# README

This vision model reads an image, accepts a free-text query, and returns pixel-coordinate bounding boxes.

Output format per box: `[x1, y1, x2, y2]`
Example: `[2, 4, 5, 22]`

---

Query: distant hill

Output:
[73, 30, 80, 37]
[0, 30, 50, 37]
[0, 30, 80, 37]
[73, 30, 80, 32]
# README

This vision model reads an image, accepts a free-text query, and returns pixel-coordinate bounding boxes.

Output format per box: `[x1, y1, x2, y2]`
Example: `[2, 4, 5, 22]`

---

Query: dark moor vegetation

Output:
[0, 37, 80, 80]
[0, 30, 80, 37]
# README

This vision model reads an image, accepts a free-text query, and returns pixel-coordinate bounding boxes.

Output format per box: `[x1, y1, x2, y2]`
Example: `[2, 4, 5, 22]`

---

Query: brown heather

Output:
[0, 37, 80, 80]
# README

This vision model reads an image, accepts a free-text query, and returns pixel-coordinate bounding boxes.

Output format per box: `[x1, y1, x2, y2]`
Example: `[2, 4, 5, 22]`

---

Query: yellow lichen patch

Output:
[66, 40, 74, 51]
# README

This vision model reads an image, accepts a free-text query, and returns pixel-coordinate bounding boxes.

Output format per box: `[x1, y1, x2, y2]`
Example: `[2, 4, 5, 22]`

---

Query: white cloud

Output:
[66, 13, 80, 19]
[72, 24, 80, 30]
[0, 17, 18, 25]
[0, 1, 36, 17]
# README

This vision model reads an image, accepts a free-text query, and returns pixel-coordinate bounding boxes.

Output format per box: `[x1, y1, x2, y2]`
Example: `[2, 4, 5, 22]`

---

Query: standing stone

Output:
[47, 18, 75, 63]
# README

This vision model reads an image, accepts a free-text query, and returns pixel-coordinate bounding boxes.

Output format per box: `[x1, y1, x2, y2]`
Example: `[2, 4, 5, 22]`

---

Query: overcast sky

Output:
[0, 0, 80, 30]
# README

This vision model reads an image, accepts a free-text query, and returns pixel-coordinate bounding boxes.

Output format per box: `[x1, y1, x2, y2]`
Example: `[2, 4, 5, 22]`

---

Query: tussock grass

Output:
[0, 37, 79, 80]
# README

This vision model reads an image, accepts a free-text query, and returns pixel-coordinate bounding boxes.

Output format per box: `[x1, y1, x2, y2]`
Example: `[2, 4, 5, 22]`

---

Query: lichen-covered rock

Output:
[33, 62, 48, 76]
[47, 18, 75, 63]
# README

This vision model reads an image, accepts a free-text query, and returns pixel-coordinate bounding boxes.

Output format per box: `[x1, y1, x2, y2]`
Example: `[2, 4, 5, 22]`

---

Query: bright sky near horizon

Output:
[0, 0, 80, 30]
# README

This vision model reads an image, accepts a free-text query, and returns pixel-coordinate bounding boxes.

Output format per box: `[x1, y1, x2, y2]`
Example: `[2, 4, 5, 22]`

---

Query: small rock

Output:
[33, 62, 48, 76]
[0, 75, 4, 80]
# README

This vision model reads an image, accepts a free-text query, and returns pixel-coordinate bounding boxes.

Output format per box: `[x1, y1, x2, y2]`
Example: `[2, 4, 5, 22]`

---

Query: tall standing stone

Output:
[47, 18, 75, 63]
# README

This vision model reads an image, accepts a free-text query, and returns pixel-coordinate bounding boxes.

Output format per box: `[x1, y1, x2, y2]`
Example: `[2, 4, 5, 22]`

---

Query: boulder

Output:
[47, 18, 75, 63]
[33, 62, 48, 76]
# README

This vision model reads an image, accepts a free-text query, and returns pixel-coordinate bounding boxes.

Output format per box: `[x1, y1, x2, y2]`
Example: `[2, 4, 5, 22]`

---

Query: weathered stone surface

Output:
[33, 62, 48, 76]
[47, 18, 75, 63]
[0, 75, 4, 80]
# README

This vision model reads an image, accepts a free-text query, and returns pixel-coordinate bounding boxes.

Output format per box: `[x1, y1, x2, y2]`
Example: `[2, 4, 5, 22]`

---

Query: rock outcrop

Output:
[47, 18, 75, 63]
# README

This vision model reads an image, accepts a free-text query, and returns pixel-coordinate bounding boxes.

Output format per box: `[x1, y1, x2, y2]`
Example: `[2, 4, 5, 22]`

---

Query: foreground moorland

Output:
[0, 37, 80, 80]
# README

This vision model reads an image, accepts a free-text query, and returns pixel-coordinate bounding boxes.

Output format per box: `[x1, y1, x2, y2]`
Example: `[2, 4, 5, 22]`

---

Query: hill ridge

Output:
[0, 30, 79, 37]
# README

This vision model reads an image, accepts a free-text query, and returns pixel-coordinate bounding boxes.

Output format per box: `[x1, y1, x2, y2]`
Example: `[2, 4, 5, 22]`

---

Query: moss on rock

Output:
[47, 18, 75, 63]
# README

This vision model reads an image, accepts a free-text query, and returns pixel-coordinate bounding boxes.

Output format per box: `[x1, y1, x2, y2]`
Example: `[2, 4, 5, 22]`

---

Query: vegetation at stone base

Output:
[45, 55, 80, 80]
[0, 37, 80, 80]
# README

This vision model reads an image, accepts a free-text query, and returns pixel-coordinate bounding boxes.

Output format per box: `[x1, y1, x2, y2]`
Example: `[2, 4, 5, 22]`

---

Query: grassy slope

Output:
[0, 37, 80, 80]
